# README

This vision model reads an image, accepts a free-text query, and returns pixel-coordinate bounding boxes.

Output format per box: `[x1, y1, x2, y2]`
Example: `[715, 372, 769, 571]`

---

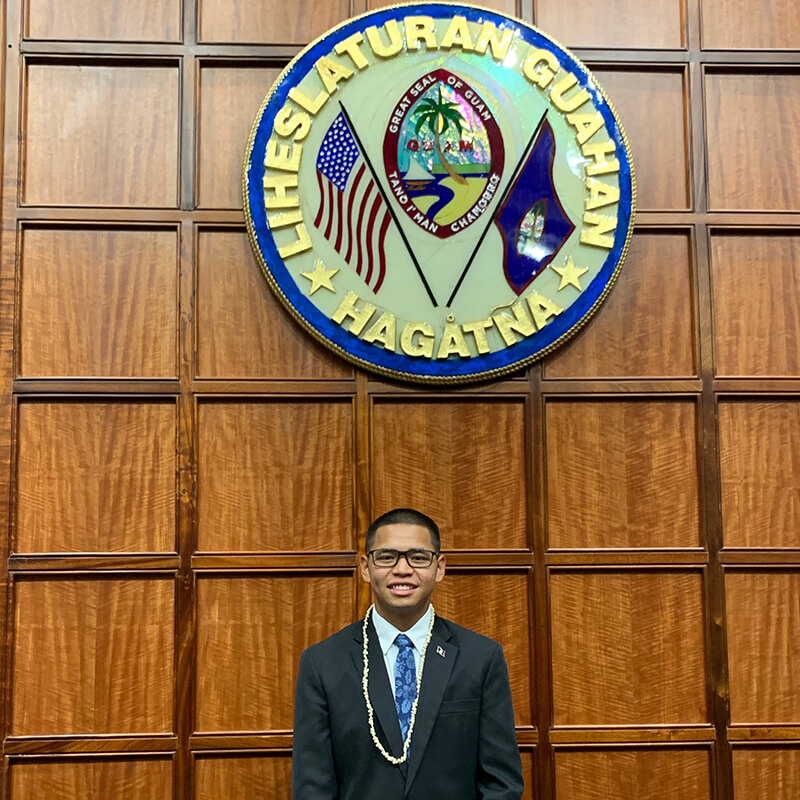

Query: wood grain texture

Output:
[592, 68, 689, 210]
[194, 754, 292, 800]
[705, 73, 800, 211]
[550, 571, 707, 725]
[16, 401, 176, 554]
[197, 401, 354, 552]
[726, 572, 800, 724]
[732, 749, 800, 800]
[702, 0, 800, 49]
[536, 0, 684, 49]
[198, 0, 351, 43]
[718, 402, 800, 548]
[372, 400, 529, 551]
[711, 233, 800, 377]
[554, 748, 711, 800]
[25, 0, 182, 42]
[546, 401, 700, 549]
[195, 574, 354, 732]
[19, 227, 178, 378]
[545, 232, 695, 378]
[11, 577, 174, 734]
[9, 756, 173, 800]
[195, 230, 351, 379]
[434, 570, 533, 727]
[198, 66, 280, 209]
[23, 63, 179, 207]
[368, 0, 517, 13]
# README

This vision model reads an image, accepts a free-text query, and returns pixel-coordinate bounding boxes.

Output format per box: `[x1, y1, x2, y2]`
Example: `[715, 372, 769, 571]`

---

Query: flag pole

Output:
[339, 101, 438, 308]
[445, 109, 548, 308]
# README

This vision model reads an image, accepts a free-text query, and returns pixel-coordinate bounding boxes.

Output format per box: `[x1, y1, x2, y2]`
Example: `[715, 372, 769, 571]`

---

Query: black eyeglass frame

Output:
[367, 548, 440, 568]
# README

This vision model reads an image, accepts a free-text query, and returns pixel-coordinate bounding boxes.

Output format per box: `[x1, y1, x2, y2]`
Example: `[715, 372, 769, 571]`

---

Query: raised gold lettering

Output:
[405, 15, 438, 50]
[288, 85, 329, 115]
[263, 174, 299, 208]
[462, 318, 494, 354]
[566, 111, 604, 145]
[315, 55, 353, 94]
[526, 292, 564, 329]
[365, 20, 403, 58]
[273, 105, 312, 141]
[585, 177, 619, 210]
[400, 321, 435, 358]
[493, 302, 535, 346]
[437, 320, 470, 358]
[522, 48, 559, 89]
[332, 292, 377, 335]
[582, 140, 620, 176]
[580, 212, 617, 249]
[474, 21, 514, 61]
[265, 139, 302, 172]
[550, 72, 590, 113]
[277, 223, 312, 259]
[440, 15, 474, 51]
[334, 32, 370, 69]
[362, 312, 397, 351]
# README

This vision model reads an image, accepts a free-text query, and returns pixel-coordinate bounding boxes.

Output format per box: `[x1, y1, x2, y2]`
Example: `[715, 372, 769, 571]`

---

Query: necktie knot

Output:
[395, 633, 413, 650]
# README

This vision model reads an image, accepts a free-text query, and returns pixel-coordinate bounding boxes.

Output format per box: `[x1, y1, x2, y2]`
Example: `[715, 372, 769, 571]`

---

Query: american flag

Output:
[313, 113, 391, 293]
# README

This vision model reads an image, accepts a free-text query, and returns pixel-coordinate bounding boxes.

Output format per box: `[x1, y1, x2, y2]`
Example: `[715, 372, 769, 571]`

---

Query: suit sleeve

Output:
[477, 643, 524, 800]
[292, 648, 339, 800]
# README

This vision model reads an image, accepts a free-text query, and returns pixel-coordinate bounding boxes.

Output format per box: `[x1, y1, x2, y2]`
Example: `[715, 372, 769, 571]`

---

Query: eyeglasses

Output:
[368, 548, 439, 568]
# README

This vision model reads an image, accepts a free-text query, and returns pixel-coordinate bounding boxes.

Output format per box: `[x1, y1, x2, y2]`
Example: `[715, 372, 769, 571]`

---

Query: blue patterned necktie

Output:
[394, 633, 417, 740]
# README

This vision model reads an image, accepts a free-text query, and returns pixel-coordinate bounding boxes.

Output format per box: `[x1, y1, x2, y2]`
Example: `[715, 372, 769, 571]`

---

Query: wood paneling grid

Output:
[0, 0, 799, 798]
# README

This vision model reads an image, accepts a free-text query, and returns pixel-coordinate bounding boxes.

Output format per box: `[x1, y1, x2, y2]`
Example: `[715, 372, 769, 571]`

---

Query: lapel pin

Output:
[436, 645, 446, 658]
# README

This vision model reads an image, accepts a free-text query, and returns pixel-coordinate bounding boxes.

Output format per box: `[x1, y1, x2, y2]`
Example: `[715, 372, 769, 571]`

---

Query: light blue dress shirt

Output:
[371, 605, 433, 699]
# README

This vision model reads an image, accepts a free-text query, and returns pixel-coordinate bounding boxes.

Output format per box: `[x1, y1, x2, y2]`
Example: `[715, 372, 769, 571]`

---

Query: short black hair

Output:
[365, 508, 441, 553]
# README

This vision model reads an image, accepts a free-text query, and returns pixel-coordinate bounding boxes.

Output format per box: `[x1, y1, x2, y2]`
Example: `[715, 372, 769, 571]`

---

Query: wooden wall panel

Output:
[25, 0, 182, 42]
[591, 68, 690, 210]
[434, 571, 533, 727]
[726, 572, 800, 724]
[9, 757, 173, 800]
[732, 749, 800, 800]
[198, 0, 351, 44]
[195, 573, 354, 732]
[535, 0, 684, 49]
[11, 576, 174, 735]
[372, 400, 529, 551]
[550, 571, 707, 725]
[546, 401, 700, 549]
[554, 749, 712, 800]
[196, 400, 353, 552]
[15, 401, 176, 554]
[198, 65, 281, 209]
[194, 754, 292, 800]
[368, 0, 517, 12]
[705, 72, 800, 211]
[718, 401, 800, 549]
[702, 0, 800, 50]
[19, 226, 178, 378]
[520, 749, 534, 800]
[545, 231, 695, 378]
[23, 62, 180, 207]
[195, 230, 350, 379]
[710, 233, 800, 378]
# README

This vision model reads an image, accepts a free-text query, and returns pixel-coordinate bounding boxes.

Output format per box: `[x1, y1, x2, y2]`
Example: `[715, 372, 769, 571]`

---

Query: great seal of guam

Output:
[244, 2, 635, 384]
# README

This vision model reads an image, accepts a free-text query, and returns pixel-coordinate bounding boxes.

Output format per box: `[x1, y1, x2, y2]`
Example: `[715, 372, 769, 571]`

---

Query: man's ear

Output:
[435, 553, 446, 583]
[359, 553, 371, 583]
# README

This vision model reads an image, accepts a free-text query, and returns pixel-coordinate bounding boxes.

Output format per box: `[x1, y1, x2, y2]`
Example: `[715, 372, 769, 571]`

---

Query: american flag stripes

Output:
[313, 113, 391, 294]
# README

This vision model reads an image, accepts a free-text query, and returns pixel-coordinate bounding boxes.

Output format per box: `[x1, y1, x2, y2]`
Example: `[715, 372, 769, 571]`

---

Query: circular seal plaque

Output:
[244, 2, 635, 383]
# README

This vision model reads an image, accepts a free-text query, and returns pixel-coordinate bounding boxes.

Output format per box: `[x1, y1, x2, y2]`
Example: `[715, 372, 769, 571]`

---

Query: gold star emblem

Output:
[300, 259, 339, 296]
[551, 257, 589, 292]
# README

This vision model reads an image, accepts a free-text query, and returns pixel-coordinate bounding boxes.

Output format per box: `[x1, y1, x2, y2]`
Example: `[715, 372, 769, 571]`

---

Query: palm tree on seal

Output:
[411, 85, 467, 185]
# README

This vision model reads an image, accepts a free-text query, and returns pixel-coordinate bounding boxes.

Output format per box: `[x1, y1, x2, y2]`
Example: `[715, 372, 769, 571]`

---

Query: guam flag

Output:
[494, 120, 575, 295]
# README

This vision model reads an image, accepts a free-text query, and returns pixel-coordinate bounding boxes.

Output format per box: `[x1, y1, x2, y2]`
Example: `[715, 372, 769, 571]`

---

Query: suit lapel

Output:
[404, 617, 456, 795]
[352, 617, 408, 775]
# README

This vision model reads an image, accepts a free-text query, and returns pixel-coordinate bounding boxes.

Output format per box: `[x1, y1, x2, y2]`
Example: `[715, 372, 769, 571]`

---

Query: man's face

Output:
[360, 522, 446, 630]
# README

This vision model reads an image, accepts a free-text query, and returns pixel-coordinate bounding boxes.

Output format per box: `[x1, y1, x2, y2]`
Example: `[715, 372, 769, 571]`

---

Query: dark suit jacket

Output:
[292, 615, 524, 799]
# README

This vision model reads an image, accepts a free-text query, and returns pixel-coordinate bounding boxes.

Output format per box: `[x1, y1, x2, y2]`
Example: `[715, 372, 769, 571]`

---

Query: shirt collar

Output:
[372, 605, 433, 656]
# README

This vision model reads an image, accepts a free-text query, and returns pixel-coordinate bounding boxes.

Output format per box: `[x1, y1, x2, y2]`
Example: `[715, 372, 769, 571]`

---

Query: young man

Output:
[292, 508, 524, 799]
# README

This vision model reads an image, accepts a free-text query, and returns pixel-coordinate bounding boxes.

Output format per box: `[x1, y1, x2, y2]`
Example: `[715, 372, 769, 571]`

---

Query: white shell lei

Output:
[361, 603, 436, 765]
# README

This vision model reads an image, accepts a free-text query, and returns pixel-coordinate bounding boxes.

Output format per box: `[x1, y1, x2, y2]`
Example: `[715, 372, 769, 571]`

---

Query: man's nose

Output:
[392, 554, 414, 572]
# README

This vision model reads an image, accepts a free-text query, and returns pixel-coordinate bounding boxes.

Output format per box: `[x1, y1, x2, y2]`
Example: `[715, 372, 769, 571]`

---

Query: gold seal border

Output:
[242, 0, 637, 385]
